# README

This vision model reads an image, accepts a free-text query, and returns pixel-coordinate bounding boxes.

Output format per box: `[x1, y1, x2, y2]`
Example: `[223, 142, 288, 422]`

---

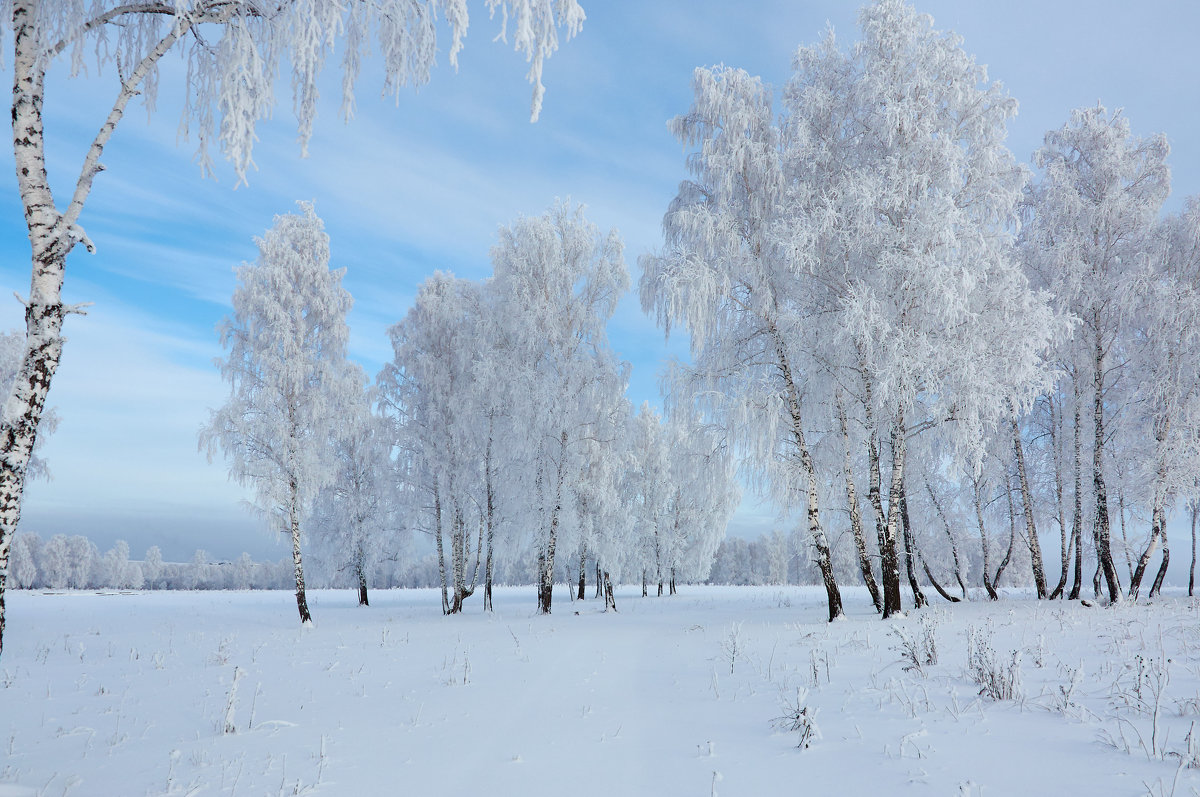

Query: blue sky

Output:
[3, 0, 1199, 563]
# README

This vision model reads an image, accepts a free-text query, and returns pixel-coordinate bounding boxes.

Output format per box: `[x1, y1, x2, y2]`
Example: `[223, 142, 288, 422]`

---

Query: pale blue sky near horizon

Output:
[2, 1, 1199, 569]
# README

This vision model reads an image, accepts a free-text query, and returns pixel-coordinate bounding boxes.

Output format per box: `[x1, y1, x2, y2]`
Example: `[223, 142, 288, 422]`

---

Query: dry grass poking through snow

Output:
[3, 586, 1200, 796]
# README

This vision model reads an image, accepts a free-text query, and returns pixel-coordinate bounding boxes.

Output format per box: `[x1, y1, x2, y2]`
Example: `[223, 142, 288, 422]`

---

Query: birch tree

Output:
[380, 273, 488, 615]
[640, 64, 847, 622]
[0, 0, 583, 655]
[200, 203, 360, 624]
[491, 201, 628, 614]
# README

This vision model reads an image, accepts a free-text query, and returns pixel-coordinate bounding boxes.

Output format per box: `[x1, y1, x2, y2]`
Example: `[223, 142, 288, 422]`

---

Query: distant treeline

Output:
[7, 531, 659, 593]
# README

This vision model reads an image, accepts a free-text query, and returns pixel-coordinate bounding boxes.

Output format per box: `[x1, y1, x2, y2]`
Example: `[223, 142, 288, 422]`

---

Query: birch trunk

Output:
[434, 483, 449, 615]
[355, 538, 368, 606]
[288, 480, 312, 624]
[1092, 321, 1121, 603]
[1129, 492, 1165, 600]
[925, 479, 967, 600]
[837, 392, 882, 612]
[1118, 493, 1134, 582]
[770, 324, 842, 621]
[899, 475, 927, 608]
[1011, 413, 1047, 598]
[449, 502, 465, 614]
[655, 508, 667, 597]
[973, 475, 998, 600]
[992, 476, 1017, 591]
[861, 368, 890, 601]
[1149, 518, 1169, 599]
[484, 419, 495, 612]
[1069, 391, 1084, 601]
[881, 411, 906, 618]
[577, 546, 586, 601]
[918, 553, 961, 603]
[1124, 385, 1172, 598]
[537, 431, 567, 614]
[1048, 396, 1071, 600]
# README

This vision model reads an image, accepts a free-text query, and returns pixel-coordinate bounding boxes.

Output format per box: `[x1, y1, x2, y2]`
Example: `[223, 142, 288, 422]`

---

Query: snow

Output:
[3, 586, 1200, 795]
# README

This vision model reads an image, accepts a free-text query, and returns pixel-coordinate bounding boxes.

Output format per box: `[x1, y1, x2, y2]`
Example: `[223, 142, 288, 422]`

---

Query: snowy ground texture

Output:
[4, 586, 1200, 796]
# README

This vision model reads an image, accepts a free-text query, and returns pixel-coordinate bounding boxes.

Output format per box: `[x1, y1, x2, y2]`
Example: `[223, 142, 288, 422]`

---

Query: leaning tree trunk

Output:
[1130, 419, 1171, 600]
[772, 324, 842, 621]
[837, 392, 882, 612]
[287, 480, 312, 624]
[1, 0, 193, 658]
[917, 551, 961, 603]
[1148, 513, 1170, 600]
[992, 475, 1017, 592]
[1092, 321, 1121, 604]
[449, 502, 466, 614]
[898, 475, 927, 609]
[1129, 503, 1164, 600]
[973, 477, 998, 601]
[602, 570, 616, 611]
[926, 479, 967, 600]
[1011, 413, 1047, 598]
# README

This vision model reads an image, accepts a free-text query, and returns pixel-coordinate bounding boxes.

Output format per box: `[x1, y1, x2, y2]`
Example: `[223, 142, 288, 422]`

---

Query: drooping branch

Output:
[45, 2, 177, 58]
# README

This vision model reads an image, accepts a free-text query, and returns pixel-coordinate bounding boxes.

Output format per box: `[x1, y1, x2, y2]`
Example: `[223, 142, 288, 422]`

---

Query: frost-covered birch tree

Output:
[0, 0, 583, 655]
[381, 273, 489, 615]
[491, 201, 627, 614]
[200, 203, 360, 624]
[1024, 105, 1170, 604]
[640, 63, 847, 622]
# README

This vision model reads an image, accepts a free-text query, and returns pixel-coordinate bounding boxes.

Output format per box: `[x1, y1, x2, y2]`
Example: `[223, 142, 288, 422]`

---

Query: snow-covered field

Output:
[3, 586, 1200, 796]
